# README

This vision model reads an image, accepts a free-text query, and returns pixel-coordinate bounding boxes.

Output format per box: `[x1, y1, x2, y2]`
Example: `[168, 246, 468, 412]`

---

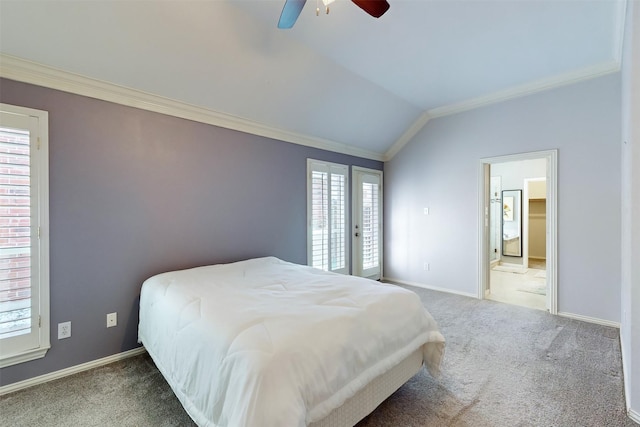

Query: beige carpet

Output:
[1, 285, 635, 426]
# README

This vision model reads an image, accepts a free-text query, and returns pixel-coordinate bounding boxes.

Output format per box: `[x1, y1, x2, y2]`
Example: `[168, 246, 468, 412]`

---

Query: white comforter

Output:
[138, 257, 445, 427]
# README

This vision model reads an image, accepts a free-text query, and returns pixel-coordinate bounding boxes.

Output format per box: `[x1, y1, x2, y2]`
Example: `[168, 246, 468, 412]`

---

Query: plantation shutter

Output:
[0, 126, 33, 341]
[0, 104, 50, 368]
[361, 180, 379, 270]
[307, 160, 348, 274]
[310, 169, 329, 270]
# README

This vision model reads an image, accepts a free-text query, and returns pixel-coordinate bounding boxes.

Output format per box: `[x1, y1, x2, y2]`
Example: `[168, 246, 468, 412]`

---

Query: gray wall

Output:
[384, 73, 622, 322]
[620, 0, 640, 418]
[0, 78, 381, 386]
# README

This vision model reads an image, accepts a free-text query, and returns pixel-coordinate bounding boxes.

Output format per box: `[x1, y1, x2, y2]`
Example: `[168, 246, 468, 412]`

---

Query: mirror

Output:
[502, 190, 522, 257]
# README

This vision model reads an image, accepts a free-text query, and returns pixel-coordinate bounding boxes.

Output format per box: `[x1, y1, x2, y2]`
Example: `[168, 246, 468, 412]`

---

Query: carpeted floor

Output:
[1, 285, 636, 426]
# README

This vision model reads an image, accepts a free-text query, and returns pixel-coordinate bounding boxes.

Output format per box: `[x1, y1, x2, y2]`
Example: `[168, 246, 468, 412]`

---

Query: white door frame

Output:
[352, 166, 383, 279]
[478, 150, 558, 314]
[490, 176, 503, 267]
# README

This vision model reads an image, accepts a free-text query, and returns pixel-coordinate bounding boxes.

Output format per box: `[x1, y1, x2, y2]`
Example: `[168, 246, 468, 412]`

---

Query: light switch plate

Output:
[106, 312, 117, 328]
[58, 321, 71, 339]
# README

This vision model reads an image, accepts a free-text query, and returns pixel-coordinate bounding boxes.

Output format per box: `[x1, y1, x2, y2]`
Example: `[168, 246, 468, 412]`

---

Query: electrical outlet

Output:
[107, 312, 117, 328]
[423, 262, 430, 271]
[58, 321, 71, 339]
[423, 207, 429, 215]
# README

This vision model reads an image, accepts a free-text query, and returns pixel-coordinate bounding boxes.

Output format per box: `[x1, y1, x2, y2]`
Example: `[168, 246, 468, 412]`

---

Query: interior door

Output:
[352, 167, 383, 279]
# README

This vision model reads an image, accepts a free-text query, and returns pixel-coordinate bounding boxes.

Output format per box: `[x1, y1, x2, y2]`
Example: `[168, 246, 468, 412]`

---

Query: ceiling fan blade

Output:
[278, 0, 307, 29]
[351, 0, 390, 18]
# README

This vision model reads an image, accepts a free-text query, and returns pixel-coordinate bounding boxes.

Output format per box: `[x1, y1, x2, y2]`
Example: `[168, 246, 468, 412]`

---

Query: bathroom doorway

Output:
[478, 150, 557, 313]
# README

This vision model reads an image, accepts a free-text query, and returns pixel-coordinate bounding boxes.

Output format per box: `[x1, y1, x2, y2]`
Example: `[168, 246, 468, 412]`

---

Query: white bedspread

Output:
[138, 257, 445, 427]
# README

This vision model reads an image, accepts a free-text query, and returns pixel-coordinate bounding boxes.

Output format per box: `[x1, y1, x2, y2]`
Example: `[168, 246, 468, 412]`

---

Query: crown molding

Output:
[383, 111, 431, 161]
[614, 0, 629, 65]
[428, 60, 621, 119]
[0, 54, 623, 164]
[0, 54, 385, 162]
[384, 59, 621, 161]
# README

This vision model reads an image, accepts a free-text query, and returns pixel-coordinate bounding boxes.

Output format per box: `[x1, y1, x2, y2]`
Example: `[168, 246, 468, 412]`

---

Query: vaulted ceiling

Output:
[0, 0, 627, 160]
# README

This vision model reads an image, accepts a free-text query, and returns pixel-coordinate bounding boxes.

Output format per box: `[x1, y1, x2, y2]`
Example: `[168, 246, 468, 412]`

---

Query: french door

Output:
[352, 167, 383, 279]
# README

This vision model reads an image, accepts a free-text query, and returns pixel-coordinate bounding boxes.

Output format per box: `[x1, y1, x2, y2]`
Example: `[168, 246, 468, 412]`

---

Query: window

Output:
[307, 159, 349, 274]
[361, 180, 380, 271]
[0, 104, 50, 368]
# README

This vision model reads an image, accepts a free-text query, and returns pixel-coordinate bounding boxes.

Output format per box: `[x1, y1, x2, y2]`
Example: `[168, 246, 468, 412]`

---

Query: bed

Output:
[138, 257, 445, 427]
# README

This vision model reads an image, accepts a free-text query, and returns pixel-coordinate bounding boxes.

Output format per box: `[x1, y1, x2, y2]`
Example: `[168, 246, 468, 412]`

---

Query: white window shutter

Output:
[0, 104, 50, 368]
[307, 160, 349, 274]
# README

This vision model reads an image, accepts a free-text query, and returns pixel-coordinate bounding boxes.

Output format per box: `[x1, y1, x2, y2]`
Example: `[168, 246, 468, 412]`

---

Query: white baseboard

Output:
[497, 262, 525, 268]
[0, 346, 146, 396]
[384, 278, 620, 328]
[629, 408, 640, 424]
[383, 277, 477, 298]
[557, 311, 620, 328]
[621, 330, 631, 411]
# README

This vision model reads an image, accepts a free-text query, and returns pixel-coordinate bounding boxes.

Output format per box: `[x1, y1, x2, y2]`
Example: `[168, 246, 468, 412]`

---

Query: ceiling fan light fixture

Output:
[278, 0, 389, 29]
[319, 0, 334, 15]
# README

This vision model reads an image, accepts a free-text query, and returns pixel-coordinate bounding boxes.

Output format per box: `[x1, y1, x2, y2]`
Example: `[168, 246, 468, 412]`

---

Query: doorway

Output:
[478, 150, 557, 314]
[352, 167, 383, 280]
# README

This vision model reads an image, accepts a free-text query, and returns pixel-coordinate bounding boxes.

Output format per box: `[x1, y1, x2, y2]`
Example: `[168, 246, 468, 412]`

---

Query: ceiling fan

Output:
[278, 0, 390, 29]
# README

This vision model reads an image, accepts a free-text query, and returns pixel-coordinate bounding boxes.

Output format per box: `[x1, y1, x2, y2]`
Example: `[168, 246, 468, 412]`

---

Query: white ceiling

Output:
[0, 0, 626, 160]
